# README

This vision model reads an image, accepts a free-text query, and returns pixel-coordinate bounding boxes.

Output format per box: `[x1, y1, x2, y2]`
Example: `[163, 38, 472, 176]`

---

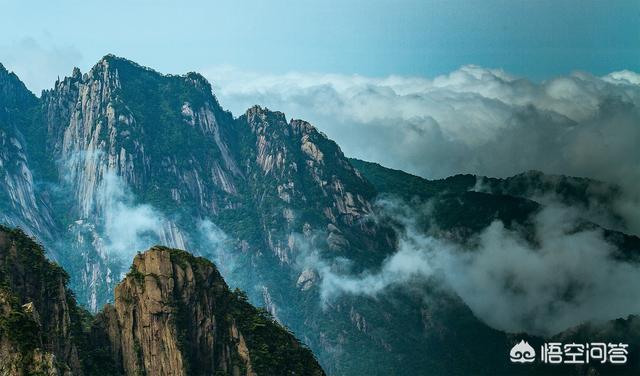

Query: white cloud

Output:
[98, 172, 164, 259]
[301, 200, 640, 336]
[203, 64, 640, 234]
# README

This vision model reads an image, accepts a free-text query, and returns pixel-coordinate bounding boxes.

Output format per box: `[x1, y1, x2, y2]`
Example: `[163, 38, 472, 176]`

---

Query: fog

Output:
[299, 199, 640, 336]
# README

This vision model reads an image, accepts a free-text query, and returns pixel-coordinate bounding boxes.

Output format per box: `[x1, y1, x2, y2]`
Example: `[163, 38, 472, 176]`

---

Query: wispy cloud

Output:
[297, 199, 640, 336]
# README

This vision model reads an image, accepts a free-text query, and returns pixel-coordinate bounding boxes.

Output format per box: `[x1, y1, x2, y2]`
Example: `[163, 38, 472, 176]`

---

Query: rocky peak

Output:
[241, 105, 375, 220]
[185, 71, 214, 93]
[0, 63, 37, 111]
[0, 226, 325, 375]
[71, 66, 82, 80]
[245, 105, 288, 125]
[235, 105, 379, 265]
[97, 246, 325, 376]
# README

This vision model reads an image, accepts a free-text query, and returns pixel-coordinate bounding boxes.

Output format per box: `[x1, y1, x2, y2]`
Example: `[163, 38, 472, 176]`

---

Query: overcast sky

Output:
[1, 0, 638, 94]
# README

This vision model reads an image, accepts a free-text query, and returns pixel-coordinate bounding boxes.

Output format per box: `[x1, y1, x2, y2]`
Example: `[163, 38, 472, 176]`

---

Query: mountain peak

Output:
[89, 54, 158, 78]
[0, 226, 325, 375]
[71, 67, 82, 79]
[97, 53, 134, 65]
[0, 62, 38, 106]
[244, 105, 288, 125]
[100, 245, 325, 375]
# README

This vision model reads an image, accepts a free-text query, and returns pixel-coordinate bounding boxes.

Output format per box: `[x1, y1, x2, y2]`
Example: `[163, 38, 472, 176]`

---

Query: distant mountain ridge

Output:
[0, 56, 638, 375]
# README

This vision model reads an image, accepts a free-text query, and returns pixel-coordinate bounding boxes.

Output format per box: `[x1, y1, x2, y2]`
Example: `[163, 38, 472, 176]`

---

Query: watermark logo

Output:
[510, 340, 536, 363]
[510, 340, 629, 365]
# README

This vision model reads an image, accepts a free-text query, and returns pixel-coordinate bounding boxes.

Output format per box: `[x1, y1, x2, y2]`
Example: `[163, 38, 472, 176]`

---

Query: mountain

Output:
[0, 226, 86, 374]
[0, 56, 638, 375]
[351, 159, 640, 257]
[0, 225, 324, 375]
[0, 63, 56, 243]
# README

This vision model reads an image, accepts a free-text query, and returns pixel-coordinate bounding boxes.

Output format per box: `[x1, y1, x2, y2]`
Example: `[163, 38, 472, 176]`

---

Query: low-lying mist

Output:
[298, 198, 640, 337]
[60, 151, 229, 266]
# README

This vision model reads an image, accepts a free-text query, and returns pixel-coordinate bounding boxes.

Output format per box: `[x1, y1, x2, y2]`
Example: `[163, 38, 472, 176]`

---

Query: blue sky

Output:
[0, 0, 638, 93]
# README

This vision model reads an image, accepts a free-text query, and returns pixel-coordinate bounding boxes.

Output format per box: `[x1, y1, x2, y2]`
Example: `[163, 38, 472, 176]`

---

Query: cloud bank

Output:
[97, 172, 165, 260]
[301, 200, 640, 336]
[204, 64, 640, 234]
[204, 65, 640, 179]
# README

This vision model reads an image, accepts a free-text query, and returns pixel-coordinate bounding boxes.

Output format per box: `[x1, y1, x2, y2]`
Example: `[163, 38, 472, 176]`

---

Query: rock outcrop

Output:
[0, 226, 85, 375]
[96, 247, 324, 376]
[0, 225, 324, 375]
[2, 56, 639, 375]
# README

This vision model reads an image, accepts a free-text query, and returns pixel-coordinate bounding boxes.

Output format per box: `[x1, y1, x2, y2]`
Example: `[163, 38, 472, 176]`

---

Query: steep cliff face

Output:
[0, 64, 56, 243]
[236, 106, 379, 265]
[37, 56, 250, 309]
[41, 55, 243, 220]
[95, 247, 324, 376]
[0, 226, 86, 375]
[0, 225, 325, 375]
[29, 55, 390, 316]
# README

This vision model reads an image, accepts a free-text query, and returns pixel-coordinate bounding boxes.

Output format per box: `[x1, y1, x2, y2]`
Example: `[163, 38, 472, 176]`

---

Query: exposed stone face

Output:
[237, 106, 378, 265]
[97, 247, 325, 376]
[34, 55, 250, 310]
[0, 227, 83, 375]
[2, 56, 639, 375]
[0, 64, 57, 244]
[0, 227, 325, 376]
[0, 56, 396, 375]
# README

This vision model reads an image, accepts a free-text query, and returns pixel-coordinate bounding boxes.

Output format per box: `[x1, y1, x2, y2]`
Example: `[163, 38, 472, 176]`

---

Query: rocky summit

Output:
[0, 225, 324, 375]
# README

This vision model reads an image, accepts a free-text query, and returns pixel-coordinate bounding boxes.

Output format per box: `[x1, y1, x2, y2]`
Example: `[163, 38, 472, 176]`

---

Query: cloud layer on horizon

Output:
[204, 64, 640, 233]
[204, 65, 639, 181]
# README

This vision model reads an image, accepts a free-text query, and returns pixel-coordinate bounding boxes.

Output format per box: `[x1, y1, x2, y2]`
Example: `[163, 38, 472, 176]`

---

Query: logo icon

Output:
[510, 340, 536, 363]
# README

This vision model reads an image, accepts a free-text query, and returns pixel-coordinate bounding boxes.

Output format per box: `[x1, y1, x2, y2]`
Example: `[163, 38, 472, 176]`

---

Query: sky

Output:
[0, 0, 638, 94]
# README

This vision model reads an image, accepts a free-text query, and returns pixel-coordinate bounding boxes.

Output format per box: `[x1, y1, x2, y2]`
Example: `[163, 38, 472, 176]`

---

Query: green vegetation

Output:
[0, 289, 40, 352]
[127, 263, 145, 284]
[0, 226, 119, 375]
[350, 158, 475, 200]
[229, 288, 323, 376]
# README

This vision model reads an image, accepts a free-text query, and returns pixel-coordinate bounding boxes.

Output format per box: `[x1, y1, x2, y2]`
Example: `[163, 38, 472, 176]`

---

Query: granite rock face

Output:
[0, 226, 324, 375]
[96, 247, 324, 376]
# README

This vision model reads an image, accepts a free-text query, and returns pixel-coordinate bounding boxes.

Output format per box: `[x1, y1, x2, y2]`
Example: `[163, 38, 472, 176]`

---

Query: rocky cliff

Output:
[0, 225, 324, 375]
[0, 64, 56, 243]
[0, 226, 86, 375]
[96, 246, 324, 376]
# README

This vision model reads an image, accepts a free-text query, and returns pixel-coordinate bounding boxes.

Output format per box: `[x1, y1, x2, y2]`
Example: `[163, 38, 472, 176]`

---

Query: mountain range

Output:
[0, 55, 638, 375]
